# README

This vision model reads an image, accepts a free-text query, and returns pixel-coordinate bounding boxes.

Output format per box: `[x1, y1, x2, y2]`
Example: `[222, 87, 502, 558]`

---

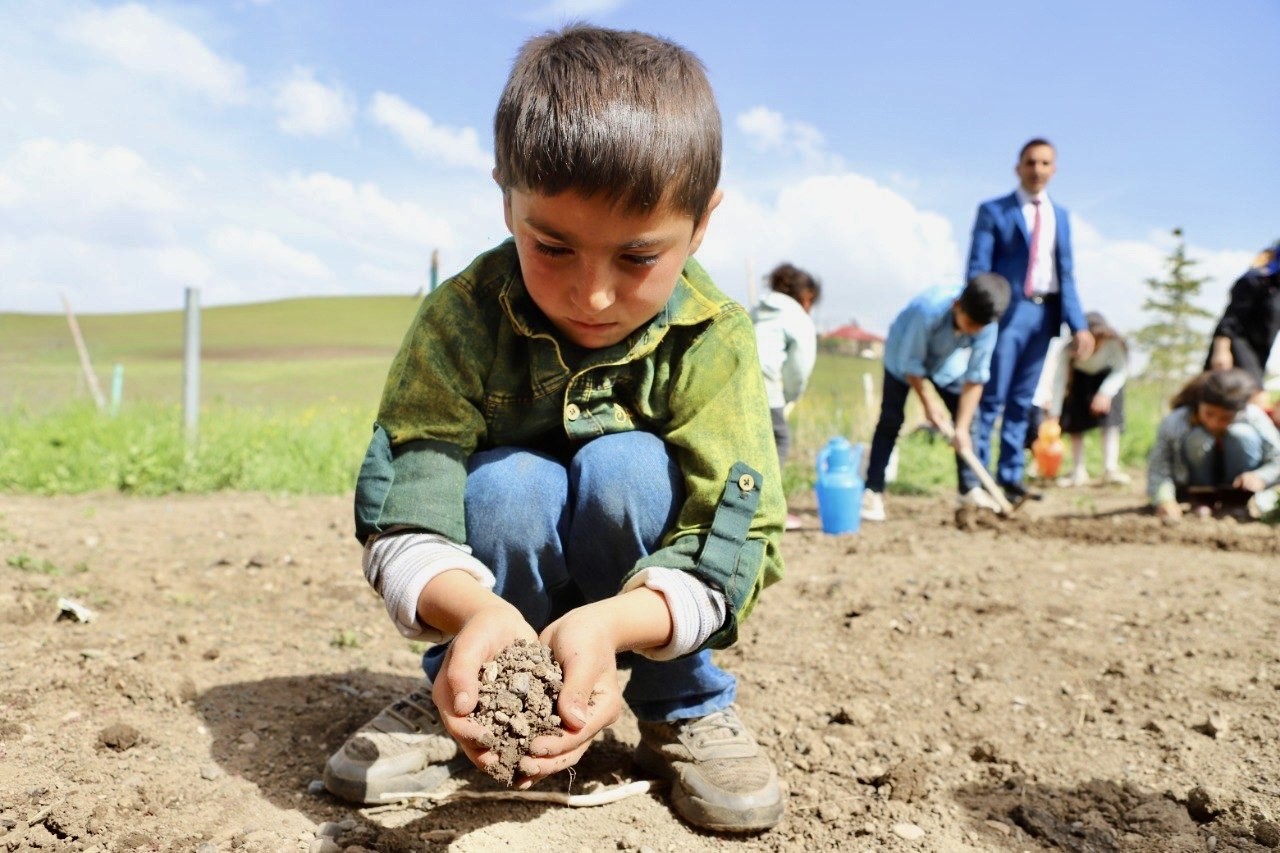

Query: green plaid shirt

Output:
[355, 240, 784, 648]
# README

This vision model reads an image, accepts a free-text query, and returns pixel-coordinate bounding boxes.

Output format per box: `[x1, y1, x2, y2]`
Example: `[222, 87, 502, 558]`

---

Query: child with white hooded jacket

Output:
[751, 263, 820, 527]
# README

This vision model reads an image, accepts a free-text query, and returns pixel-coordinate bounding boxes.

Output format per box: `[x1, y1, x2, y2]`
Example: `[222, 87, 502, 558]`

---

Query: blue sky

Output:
[2, 0, 1277, 344]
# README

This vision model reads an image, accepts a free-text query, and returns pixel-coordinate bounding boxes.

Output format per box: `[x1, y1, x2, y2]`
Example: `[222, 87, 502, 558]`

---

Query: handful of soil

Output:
[469, 639, 564, 785]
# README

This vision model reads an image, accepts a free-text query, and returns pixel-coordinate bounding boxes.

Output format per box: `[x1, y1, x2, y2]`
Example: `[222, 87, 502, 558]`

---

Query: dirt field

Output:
[2, 484, 1279, 852]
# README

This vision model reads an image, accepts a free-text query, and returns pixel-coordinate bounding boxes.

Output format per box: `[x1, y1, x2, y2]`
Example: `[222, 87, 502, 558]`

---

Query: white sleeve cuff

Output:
[362, 532, 495, 641]
[622, 567, 728, 660]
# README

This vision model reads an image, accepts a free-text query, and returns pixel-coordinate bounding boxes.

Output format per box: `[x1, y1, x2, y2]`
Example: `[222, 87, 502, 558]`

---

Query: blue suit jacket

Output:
[965, 192, 1086, 333]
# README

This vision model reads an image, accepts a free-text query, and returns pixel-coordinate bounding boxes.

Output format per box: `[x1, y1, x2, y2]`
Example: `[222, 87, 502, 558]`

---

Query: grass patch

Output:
[0, 298, 1173, 499]
[6, 552, 86, 576]
[0, 401, 372, 495]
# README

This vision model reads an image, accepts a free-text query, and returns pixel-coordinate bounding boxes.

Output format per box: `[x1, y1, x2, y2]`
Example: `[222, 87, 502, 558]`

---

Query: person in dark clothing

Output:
[1204, 240, 1280, 400]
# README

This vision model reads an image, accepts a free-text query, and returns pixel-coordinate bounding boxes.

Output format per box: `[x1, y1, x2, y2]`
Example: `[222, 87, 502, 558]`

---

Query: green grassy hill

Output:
[0, 296, 1163, 496]
[0, 295, 423, 413]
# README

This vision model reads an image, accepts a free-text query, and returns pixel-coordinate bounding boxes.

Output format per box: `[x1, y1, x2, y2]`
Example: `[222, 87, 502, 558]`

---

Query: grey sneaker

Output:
[635, 705, 783, 833]
[323, 685, 466, 804]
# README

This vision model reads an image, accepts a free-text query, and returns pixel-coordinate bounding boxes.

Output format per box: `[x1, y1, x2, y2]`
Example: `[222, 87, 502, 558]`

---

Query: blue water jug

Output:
[815, 437, 865, 534]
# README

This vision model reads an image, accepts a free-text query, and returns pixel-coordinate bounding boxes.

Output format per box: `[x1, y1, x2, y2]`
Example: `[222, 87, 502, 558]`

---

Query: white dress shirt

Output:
[1016, 187, 1058, 295]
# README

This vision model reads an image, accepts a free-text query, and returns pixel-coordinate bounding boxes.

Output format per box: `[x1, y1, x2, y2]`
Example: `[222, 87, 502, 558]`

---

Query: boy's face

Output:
[1015, 144, 1056, 195]
[503, 187, 721, 349]
[952, 304, 986, 336]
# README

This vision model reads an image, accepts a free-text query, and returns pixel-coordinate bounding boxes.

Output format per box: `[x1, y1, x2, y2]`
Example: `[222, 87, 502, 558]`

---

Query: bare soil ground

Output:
[2, 483, 1279, 852]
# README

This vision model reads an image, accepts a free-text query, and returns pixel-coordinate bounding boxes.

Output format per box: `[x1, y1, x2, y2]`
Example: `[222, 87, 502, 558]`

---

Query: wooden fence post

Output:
[60, 293, 106, 411]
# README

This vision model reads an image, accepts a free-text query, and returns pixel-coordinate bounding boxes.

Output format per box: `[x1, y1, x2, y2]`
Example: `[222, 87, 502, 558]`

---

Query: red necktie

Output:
[1024, 199, 1042, 298]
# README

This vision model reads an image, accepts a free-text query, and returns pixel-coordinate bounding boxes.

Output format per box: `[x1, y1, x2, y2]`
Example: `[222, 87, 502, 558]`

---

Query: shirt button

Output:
[565, 403, 580, 421]
[738, 473, 756, 492]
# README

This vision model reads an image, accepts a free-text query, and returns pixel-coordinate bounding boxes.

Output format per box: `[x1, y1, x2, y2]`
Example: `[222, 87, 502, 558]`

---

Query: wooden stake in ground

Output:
[61, 292, 106, 411]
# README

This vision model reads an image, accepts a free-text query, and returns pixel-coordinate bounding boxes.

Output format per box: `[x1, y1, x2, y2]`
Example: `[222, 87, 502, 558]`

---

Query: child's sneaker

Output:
[1056, 471, 1089, 488]
[1101, 469, 1131, 486]
[958, 486, 1003, 514]
[323, 685, 467, 804]
[861, 489, 886, 522]
[635, 705, 783, 833]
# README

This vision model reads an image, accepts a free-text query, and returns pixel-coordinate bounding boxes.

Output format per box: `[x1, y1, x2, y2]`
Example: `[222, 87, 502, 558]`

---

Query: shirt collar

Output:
[1016, 187, 1050, 206]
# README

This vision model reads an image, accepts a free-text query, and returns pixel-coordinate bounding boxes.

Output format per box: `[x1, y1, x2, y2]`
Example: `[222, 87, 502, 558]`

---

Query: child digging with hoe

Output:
[323, 24, 786, 833]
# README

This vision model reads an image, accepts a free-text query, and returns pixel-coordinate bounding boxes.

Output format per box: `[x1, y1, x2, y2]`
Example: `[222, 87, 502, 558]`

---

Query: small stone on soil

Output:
[97, 722, 141, 751]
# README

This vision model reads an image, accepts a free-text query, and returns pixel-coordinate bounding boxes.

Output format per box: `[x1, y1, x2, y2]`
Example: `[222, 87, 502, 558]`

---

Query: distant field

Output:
[0, 296, 1163, 496]
[0, 295, 422, 414]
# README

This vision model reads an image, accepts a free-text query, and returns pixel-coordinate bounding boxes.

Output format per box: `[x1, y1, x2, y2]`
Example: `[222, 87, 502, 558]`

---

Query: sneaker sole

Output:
[323, 754, 470, 804]
[634, 742, 783, 833]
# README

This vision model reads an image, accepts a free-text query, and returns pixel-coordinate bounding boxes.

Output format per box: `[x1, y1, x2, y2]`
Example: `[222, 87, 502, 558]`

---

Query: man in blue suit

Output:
[966, 138, 1093, 505]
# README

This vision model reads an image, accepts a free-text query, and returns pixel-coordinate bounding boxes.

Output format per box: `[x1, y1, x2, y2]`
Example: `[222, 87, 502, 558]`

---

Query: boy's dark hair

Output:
[1171, 368, 1258, 413]
[767, 262, 821, 304]
[1018, 137, 1054, 160]
[493, 24, 722, 223]
[958, 273, 1011, 326]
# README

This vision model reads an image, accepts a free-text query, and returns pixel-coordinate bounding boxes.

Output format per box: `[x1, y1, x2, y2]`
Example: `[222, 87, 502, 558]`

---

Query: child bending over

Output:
[862, 273, 1011, 521]
[1047, 311, 1130, 486]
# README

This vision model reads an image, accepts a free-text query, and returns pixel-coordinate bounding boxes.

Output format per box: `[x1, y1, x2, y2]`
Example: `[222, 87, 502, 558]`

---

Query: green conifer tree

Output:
[1133, 228, 1214, 385]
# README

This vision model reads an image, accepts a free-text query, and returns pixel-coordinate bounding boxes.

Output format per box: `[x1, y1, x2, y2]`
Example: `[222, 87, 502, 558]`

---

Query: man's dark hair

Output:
[493, 24, 722, 223]
[958, 273, 1011, 326]
[1018, 137, 1054, 161]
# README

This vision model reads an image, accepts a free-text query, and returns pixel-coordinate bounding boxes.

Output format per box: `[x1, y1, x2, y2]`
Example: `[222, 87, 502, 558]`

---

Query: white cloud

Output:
[210, 225, 330, 280]
[701, 173, 960, 334]
[0, 231, 214, 314]
[1072, 219, 1253, 340]
[276, 171, 457, 253]
[0, 138, 179, 244]
[368, 92, 492, 170]
[61, 3, 248, 104]
[737, 106, 842, 172]
[274, 67, 354, 137]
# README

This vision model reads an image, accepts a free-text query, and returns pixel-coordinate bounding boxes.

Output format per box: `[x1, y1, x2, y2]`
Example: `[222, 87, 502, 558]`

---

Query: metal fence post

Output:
[182, 288, 201, 443]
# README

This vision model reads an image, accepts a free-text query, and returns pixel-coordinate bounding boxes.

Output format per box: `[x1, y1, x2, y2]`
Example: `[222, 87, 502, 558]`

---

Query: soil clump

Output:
[470, 639, 564, 785]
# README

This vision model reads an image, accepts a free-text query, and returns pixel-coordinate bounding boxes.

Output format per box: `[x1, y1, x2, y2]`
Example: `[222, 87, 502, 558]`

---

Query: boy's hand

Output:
[1090, 394, 1112, 416]
[1154, 500, 1182, 520]
[924, 402, 950, 435]
[515, 610, 625, 786]
[433, 601, 538, 771]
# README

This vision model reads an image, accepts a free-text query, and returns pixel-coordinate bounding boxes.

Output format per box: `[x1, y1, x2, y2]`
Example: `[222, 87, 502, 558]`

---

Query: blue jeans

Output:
[421, 431, 737, 723]
[1182, 423, 1264, 486]
[865, 370, 978, 495]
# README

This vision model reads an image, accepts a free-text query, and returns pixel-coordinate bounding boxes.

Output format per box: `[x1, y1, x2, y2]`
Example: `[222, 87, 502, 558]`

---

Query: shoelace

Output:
[388, 689, 440, 730]
[682, 710, 745, 747]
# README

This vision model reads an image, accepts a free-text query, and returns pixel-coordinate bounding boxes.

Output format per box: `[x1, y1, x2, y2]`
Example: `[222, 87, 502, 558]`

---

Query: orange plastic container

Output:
[1032, 420, 1064, 479]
